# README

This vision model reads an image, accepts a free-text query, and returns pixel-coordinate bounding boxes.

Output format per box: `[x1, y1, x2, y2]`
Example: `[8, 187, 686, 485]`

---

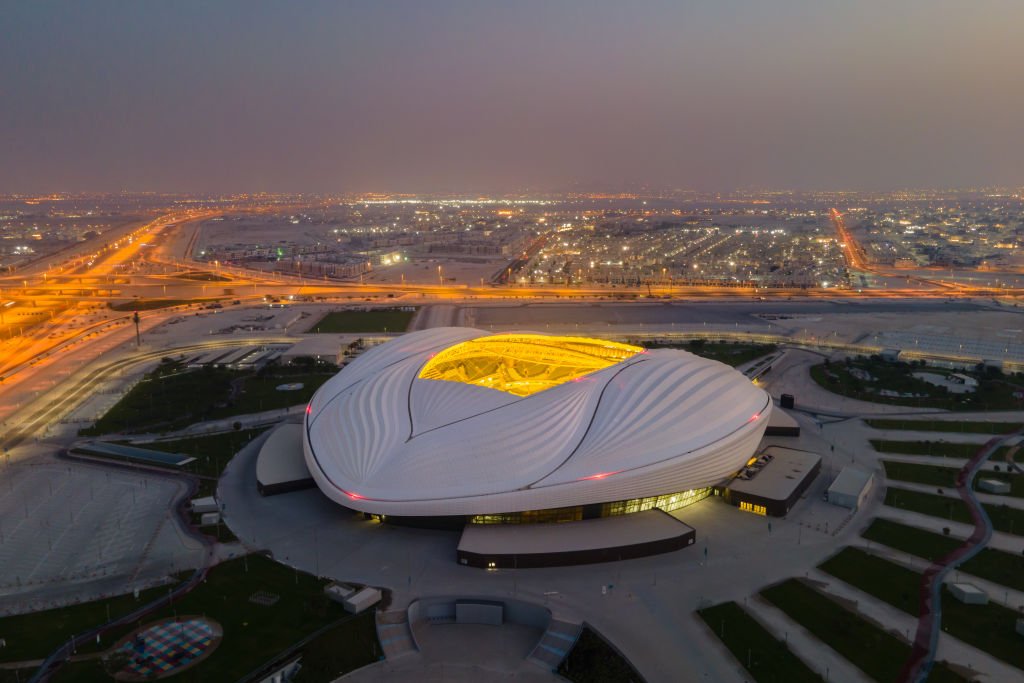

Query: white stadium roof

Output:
[304, 327, 770, 516]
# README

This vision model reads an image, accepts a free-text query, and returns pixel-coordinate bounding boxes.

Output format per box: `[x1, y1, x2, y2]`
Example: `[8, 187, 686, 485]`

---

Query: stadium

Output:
[302, 327, 770, 523]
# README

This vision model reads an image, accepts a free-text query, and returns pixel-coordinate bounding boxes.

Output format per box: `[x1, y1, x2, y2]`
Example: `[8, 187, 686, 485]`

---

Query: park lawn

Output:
[558, 627, 644, 683]
[697, 602, 822, 682]
[215, 372, 331, 417]
[871, 440, 1019, 461]
[80, 363, 240, 435]
[0, 584, 172, 663]
[885, 487, 972, 524]
[810, 361, 1024, 411]
[820, 547, 1024, 671]
[308, 308, 414, 333]
[862, 519, 1024, 592]
[865, 419, 1023, 435]
[759, 579, 965, 683]
[884, 487, 1024, 537]
[90, 555, 379, 682]
[81, 362, 334, 436]
[819, 547, 922, 615]
[939, 585, 1024, 670]
[643, 341, 777, 367]
[883, 461, 959, 488]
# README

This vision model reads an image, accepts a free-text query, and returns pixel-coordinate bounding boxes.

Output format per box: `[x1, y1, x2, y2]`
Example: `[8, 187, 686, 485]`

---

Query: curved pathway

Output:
[898, 427, 1024, 683]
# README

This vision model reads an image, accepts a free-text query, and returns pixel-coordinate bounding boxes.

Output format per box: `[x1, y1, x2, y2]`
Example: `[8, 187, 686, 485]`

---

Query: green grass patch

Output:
[939, 585, 1024, 670]
[820, 547, 1024, 671]
[810, 360, 1024, 411]
[884, 487, 972, 525]
[697, 602, 822, 682]
[884, 486, 1024, 536]
[289, 616, 385, 681]
[558, 627, 643, 683]
[227, 373, 332, 416]
[174, 272, 231, 282]
[0, 584, 172, 663]
[871, 439, 1020, 462]
[760, 578, 965, 683]
[81, 363, 239, 434]
[109, 298, 221, 311]
[81, 361, 333, 435]
[819, 546, 922, 615]
[308, 308, 414, 333]
[883, 461, 959, 488]
[642, 340, 777, 367]
[862, 518, 1024, 592]
[865, 419, 1022, 434]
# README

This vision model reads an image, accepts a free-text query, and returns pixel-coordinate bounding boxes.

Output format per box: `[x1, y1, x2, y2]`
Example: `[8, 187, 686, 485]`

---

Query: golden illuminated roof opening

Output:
[418, 334, 644, 397]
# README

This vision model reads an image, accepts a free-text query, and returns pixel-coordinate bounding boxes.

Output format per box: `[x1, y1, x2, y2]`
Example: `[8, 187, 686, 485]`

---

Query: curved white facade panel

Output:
[304, 327, 770, 516]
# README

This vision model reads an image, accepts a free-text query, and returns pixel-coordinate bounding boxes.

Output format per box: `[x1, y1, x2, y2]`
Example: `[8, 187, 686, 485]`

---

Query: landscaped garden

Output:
[865, 419, 1023, 434]
[884, 487, 1024, 536]
[871, 439, 1019, 462]
[15, 555, 380, 682]
[811, 357, 1024, 410]
[862, 518, 1024, 591]
[642, 340, 777, 367]
[759, 578, 965, 682]
[697, 601, 822, 682]
[80, 359, 334, 435]
[818, 547, 1024, 670]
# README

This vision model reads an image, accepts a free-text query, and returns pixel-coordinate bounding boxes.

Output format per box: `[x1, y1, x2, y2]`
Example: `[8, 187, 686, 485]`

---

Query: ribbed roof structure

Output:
[304, 328, 770, 516]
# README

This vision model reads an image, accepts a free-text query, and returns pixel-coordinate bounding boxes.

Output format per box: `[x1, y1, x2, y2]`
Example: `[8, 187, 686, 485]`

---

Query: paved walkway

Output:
[882, 479, 1024, 510]
[852, 538, 1024, 611]
[342, 621, 560, 683]
[875, 505, 1024, 554]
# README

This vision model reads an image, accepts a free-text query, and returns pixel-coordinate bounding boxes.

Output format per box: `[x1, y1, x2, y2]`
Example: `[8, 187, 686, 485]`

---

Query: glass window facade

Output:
[468, 487, 711, 525]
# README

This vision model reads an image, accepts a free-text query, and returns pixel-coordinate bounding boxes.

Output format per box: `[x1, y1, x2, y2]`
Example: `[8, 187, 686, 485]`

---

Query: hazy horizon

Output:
[4, 1, 1024, 195]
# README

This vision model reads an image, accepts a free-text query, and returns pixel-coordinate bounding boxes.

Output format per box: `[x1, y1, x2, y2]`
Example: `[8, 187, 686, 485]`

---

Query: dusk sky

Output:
[3, 1, 1023, 194]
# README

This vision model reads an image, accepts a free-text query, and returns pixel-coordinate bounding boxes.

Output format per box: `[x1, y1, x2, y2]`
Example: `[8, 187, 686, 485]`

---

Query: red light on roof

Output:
[748, 413, 760, 422]
[306, 403, 313, 415]
[343, 490, 365, 500]
[579, 470, 621, 481]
